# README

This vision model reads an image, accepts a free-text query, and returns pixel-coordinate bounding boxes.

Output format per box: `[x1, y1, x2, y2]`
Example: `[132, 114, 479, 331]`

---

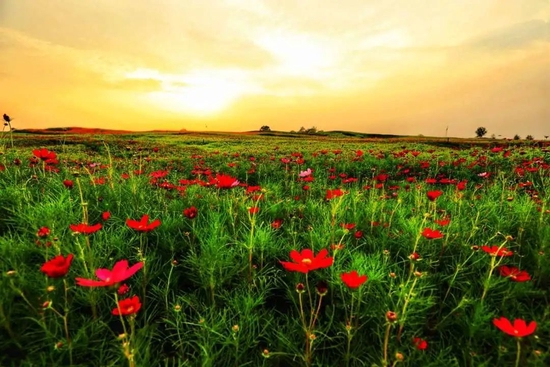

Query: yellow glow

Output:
[127, 69, 258, 116]
[255, 31, 335, 77]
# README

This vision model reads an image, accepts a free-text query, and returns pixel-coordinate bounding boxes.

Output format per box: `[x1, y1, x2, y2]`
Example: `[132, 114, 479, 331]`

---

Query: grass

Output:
[0, 132, 549, 366]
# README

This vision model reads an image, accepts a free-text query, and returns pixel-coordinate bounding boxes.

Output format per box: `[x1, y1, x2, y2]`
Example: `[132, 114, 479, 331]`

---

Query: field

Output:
[0, 131, 549, 367]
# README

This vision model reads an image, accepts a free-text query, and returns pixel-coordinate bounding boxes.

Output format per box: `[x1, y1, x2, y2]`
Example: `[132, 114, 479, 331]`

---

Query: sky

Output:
[0, 0, 549, 138]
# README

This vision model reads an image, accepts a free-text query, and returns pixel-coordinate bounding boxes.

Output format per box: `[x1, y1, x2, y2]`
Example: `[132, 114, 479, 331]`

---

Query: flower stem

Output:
[382, 323, 392, 367]
[515, 339, 521, 367]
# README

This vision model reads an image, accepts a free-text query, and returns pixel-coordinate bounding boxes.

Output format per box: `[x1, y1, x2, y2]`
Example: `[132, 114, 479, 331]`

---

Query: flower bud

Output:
[315, 280, 328, 296]
[386, 311, 398, 323]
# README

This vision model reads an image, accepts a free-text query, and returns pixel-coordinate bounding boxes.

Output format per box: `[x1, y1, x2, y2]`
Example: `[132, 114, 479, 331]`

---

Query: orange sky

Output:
[1, 1, 549, 138]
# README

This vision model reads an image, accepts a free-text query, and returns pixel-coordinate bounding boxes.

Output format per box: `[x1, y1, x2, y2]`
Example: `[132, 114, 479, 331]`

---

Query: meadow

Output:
[0, 131, 548, 367]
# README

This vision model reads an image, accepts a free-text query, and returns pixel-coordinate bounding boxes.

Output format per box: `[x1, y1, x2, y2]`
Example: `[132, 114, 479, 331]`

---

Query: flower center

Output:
[302, 259, 312, 265]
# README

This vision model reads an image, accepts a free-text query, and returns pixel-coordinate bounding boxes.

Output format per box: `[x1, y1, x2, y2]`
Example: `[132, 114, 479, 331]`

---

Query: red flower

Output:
[271, 218, 283, 229]
[326, 189, 344, 200]
[102, 211, 111, 221]
[340, 223, 356, 230]
[434, 217, 451, 226]
[33, 148, 57, 161]
[280, 249, 334, 273]
[421, 228, 444, 240]
[214, 173, 239, 189]
[409, 252, 421, 261]
[37, 226, 50, 238]
[126, 214, 161, 232]
[341, 270, 368, 289]
[481, 245, 513, 257]
[427, 190, 443, 201]
[249, 207, 260, 214]
[499, 266, 531, 282]
[354, 230, 363, 239]
[117, 283, 130, 295]
[41, 254, 74, 278]
[112, 295, 141, 316]
[63, 179, 74, 189]
[246, 185, 262, 194]
[69, 223, 102, 235]
[183, 206, 198, 219]
[493, 317, 536, 337]
[76, 260, 143, 287]
[413, 337, 428, 350]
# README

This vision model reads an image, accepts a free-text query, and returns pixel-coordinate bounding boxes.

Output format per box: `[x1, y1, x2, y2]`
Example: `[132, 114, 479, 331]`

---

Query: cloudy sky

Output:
[0, 0, 548, 137]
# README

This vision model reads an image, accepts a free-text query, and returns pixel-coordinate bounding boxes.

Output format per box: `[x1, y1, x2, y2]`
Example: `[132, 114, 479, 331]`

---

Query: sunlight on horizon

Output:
[126, 68, 260, 116]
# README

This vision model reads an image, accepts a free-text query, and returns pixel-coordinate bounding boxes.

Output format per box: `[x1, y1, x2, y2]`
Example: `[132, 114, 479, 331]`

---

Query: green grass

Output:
[0, 132, 549, 367]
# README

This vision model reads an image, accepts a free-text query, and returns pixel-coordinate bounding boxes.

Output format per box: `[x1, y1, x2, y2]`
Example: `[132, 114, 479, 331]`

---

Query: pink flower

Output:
[299, 168, 312, 178]
[76, 260, 143, 287]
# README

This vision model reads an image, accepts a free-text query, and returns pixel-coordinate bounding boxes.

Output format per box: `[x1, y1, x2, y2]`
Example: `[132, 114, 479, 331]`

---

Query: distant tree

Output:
[525, 135, 534, 141]
[475, 127, 488, 138]
[259, 125, 271, 132]
[545, 135, 549, 140]
[491, 134, 496, 139]
[298, 126, 306, 133]
[306, 126, 317, 134]
[514, 134, 521, 140]
[2, 113, 15, 148]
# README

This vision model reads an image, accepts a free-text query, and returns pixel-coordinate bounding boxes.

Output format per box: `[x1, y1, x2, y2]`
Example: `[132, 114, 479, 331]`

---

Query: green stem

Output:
[382, 323, 392, 367]
[515, 339, 521, 367]
[63, 279, 73, 365]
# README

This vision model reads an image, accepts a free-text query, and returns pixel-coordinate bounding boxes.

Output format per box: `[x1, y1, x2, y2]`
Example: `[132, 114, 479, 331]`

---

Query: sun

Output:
[148, 78, 241, 116]
[127, 69, 255, 117]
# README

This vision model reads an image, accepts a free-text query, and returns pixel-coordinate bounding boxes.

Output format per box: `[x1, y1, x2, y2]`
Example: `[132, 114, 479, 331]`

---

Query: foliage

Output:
[0, 133, 549, 367]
